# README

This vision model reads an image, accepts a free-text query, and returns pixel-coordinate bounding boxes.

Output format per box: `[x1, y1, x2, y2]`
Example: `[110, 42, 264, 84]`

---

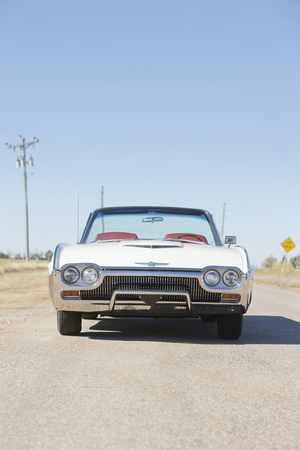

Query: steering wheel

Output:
[177, 234, 204, 242]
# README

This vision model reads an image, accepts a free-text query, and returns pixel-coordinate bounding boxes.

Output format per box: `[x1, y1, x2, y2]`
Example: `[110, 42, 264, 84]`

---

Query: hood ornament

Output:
[135, 261, 169, 267]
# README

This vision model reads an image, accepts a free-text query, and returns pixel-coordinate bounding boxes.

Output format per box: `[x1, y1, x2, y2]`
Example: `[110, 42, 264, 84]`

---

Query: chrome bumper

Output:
[49, 268, 253, 317]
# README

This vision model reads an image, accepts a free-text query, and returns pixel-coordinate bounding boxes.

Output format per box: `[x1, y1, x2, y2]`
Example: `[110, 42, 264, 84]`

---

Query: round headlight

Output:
[81, 267, 99, 284]
[62, 267, 80, 284]
[223, 269, 240, 287]
[204, 269, 221, 286]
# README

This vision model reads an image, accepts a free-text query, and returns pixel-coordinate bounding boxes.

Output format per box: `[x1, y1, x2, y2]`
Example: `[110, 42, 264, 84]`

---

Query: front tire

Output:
[217, 314, 243, 340]
[57, 311, 82, 335]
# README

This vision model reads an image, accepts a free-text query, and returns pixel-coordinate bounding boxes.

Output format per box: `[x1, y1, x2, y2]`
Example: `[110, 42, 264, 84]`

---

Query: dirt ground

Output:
[0, 264, 50, 331]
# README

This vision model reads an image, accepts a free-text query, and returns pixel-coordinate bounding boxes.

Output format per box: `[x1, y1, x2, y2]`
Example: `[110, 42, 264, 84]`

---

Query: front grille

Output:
[115, 294, 188, 302]
[80, 275, 221, 303]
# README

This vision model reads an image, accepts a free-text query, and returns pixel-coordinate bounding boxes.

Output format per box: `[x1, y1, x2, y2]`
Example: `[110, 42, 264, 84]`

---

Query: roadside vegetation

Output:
[254, 255, 300, 292]
[0, 250, 53, 260]
[0, 259, 50, 308]
[0, 258, 49, 289]
[0, 258, 49, 275]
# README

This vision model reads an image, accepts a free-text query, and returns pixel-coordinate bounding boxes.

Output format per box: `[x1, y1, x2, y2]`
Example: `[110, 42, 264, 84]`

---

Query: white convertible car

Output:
[49, 206, 253, 339]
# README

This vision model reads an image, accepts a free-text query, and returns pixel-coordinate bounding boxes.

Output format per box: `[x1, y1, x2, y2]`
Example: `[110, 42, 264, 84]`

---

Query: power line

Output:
[36, 142, 100, 197]
[0, 119, 87, 196]
[0, 116, 35, 138]
[0, 123, 20, 136]
[0, 162, 16, 170]
[33, 167, 76, 198]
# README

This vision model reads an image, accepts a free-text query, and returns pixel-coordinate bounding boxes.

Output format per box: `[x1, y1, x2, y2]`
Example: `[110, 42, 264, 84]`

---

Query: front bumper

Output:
[49, 268, 253, 317]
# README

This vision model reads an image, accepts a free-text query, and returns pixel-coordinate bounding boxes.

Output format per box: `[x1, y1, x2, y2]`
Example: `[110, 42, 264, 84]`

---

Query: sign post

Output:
[281, 238, 296, 273]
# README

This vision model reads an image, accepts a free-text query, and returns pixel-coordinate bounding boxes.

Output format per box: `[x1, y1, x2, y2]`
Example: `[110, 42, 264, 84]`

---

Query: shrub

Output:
[290, 254, 300, 270]
[262, 255, 277, 269]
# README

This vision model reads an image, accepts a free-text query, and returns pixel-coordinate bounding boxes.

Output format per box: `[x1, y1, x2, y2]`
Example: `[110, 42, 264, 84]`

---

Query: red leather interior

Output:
[94, 232, 138, 241]
[163, 233, 208, 243]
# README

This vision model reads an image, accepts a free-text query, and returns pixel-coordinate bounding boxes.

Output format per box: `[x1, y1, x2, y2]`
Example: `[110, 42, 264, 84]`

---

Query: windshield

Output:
[84, 208, 219, 246]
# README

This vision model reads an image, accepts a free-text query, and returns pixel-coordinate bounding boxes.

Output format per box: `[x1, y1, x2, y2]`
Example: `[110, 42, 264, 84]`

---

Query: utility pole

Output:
[77, 193, 80, 243]
[221, 202, 226, 240]
[7, 137, 39, 262]
[101, 185, 104, 208]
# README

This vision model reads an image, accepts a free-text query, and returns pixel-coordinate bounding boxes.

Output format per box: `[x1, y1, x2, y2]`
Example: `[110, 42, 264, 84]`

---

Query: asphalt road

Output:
[1, 284, 300, 450]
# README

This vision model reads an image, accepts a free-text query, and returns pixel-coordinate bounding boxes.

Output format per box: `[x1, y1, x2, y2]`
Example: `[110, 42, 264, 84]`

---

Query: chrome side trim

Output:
[207, 211, 223, 246]
[53, 243, 68, 271]
[80, 213, 93, 244]
[235, 246, 254, 279]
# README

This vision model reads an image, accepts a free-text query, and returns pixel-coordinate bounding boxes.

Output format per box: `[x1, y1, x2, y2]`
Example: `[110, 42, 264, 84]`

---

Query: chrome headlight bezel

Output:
[222, 269, 241, 287]
[203, 269, 221, 287]
[62, 266, 80, 284]
[81, 266, 99, 285]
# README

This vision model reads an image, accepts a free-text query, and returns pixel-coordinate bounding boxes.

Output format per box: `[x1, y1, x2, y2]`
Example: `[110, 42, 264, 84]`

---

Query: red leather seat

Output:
[94, 232, 138, 241]
[163, 233, 208, 243]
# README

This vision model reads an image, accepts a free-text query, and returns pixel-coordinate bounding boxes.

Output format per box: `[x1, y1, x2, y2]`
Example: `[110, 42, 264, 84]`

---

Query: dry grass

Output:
[0, 258, 48, 275]
[253, 262, 300, 292]
[0, 259, 50, 308]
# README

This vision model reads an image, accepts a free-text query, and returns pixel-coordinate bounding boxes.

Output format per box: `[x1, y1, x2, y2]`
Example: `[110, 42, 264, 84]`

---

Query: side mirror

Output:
[224, 236, 237, 247]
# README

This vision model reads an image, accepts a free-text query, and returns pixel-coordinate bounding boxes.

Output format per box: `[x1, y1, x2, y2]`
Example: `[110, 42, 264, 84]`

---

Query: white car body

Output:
[58, 240, 247, 271]
[49, 206, 253, 339]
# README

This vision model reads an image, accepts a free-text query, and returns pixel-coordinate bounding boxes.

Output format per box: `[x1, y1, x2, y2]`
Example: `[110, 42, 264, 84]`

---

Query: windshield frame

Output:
[80, 206, 222, 246]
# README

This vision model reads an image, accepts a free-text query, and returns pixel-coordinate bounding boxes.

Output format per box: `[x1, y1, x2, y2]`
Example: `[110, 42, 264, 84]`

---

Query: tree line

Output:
[0, 250, 53, 261]
[262, 254, 300, 270]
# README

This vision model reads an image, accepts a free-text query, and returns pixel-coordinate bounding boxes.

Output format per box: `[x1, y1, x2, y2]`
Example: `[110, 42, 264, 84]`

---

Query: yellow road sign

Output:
[281, 237, 296, 253]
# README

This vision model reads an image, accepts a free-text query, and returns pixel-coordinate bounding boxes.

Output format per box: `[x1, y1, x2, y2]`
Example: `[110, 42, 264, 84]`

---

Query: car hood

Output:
[58, 240, 247, 272]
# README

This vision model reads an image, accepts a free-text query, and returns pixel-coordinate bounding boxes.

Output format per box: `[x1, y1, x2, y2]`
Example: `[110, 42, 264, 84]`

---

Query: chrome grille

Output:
[80, 275, 221, 303]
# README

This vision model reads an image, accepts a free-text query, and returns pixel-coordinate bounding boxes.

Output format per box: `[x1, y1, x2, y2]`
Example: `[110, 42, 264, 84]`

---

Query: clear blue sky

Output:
[1, 0, 300, 266]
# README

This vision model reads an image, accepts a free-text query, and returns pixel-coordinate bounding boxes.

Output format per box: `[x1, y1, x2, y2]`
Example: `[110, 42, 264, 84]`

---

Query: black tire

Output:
[57, 310, 82, 335]
[82, 313, 99, 320]
[200, 315, 217, 323]
[217, 314, 243, 340]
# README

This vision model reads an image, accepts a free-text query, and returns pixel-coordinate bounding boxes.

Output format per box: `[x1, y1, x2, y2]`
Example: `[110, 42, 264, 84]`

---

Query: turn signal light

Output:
[63, 291, 79, 297]
[222, 294, 239, 300]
